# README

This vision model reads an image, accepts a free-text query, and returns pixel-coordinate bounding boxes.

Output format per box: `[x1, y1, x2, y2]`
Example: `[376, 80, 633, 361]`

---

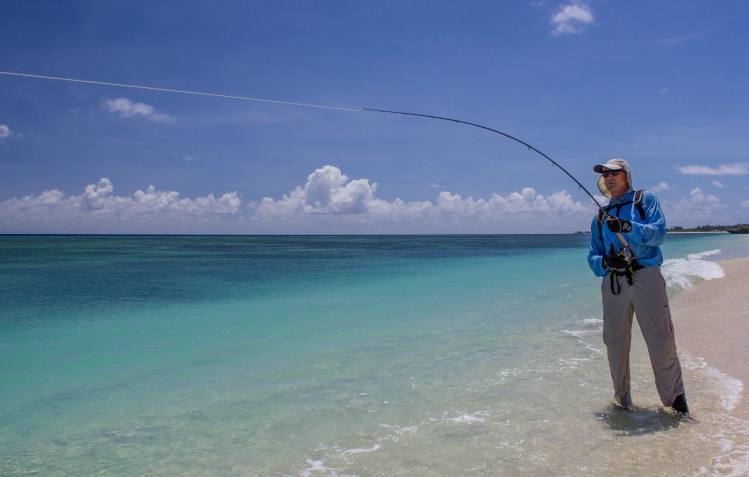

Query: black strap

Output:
[633, 189, 646, 220]
[609, 269, 632, 295]
[609, 271, 622, 295]
[608, 261, 645, 295]
[597, 189, 647, 248]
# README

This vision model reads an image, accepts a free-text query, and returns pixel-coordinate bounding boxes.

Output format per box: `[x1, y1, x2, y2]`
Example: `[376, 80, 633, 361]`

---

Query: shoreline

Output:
[670, 257, 749, 420]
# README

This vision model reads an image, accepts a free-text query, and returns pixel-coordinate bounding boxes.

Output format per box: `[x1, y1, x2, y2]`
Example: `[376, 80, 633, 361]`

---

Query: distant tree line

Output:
[668, 223, 749, 233]
[575, 223, 749, 235]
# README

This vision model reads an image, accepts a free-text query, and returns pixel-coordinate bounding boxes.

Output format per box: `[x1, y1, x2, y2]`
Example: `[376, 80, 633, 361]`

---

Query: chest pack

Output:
[596, 189, 646, 247]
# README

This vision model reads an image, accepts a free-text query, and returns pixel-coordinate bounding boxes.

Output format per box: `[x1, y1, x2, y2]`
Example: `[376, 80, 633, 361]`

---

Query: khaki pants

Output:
[601, 266, 685, 406]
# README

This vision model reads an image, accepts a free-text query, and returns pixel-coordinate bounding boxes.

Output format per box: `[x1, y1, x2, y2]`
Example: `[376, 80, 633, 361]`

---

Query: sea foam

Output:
[661, 249, 725, 289]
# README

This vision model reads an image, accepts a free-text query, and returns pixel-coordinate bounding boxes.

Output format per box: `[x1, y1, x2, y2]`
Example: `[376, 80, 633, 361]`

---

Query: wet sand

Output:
[671, 257, 749, 420]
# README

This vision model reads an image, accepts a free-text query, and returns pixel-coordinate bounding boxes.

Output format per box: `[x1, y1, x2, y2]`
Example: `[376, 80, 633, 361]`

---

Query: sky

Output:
[1, 0, 748, 234]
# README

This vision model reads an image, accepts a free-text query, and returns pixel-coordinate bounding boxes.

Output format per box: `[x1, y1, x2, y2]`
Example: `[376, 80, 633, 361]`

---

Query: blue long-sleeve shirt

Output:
[587, 188, 667, 277]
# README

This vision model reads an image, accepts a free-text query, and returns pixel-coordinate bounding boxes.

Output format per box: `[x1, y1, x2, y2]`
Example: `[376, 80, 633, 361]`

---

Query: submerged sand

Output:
[671, 257, 749, 420]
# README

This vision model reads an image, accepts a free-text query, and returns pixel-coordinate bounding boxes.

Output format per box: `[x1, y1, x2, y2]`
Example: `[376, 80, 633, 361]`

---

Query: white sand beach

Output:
[671, 257, 749, 420]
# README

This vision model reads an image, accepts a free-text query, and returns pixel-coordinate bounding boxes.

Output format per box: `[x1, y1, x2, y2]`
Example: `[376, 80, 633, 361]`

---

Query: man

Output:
[586, 158, 689, 415]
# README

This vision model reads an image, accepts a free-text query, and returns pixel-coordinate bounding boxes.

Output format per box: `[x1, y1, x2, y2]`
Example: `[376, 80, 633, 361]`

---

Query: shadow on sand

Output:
[594, 405, 693, 436]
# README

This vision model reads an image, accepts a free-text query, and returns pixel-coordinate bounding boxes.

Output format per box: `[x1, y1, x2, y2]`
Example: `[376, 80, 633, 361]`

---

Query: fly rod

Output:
[1, 71, 608, 214]
[363, 108, 605, 211]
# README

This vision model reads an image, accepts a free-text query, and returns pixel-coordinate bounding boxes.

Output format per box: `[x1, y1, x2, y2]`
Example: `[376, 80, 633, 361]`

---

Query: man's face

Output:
[602, 169, 629, 198]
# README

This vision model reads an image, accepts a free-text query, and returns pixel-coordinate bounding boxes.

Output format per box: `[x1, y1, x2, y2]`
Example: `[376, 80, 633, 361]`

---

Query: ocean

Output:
[1, 233, 748, 476]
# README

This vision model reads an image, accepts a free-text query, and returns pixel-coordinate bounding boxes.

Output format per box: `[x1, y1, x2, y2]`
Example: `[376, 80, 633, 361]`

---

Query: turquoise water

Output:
[1, 234, 748, 476]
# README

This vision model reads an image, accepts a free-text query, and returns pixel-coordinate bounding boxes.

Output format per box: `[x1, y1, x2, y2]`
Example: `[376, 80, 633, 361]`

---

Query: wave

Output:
[662, 249, 725, 289]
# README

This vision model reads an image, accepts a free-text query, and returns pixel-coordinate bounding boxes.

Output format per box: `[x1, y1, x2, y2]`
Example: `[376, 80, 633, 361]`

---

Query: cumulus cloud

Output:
[666, 187, 728, 226]
[677, 162, 749, 176]
[0, 178, 241, 233]
[0, 166, 596, 234]
[249, 166, 593, 233]
[550, 1, 594, 35]
[652, 182, 669, 192]
[711, 180, 725, 188]
[261, 165, 377, 215]
[103, 98, 175, 123]
[81, 177, 115, 210]
[0, 124, 12, 141]
[688, 187, 721, 204]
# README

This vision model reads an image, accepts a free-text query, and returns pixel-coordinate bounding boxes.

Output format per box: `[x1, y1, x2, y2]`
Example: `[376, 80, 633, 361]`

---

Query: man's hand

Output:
[602, 251, 629, 269]
[607, 217, 632, 233]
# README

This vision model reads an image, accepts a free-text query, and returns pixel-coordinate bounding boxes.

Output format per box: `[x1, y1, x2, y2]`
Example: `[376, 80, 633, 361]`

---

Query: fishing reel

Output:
[605, 243, 635, 271]
[619, 246, 635, 265]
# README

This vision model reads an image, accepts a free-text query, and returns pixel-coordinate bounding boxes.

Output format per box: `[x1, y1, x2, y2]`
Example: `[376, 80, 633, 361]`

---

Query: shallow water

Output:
[1, 234, 748, 476]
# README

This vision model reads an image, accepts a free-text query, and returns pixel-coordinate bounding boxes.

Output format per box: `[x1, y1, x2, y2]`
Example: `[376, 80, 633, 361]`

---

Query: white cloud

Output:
[688, 187, 720, 204]
[250, 166, 592, 218]
[665, 187, 749, 227]
[299, 165, 376, 214]
[711, 180, 725, 188]
[659, 30, 712, 48]
[250, 166, 593, 232]
[81, 177, 115, 210]
[0, 178, 241, 233]
[103, 98, 175, 123]
[652, 182, 669, 192]
[0, 166, 596, 234]
[666, 187, 727, 226]
[0, 124, 12, 141]
[677, 162, 749, 176]
[550, 1, 594, 36]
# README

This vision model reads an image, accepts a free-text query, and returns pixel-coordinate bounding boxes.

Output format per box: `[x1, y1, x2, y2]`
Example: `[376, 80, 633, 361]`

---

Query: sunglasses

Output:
[601, 170, 622, 178]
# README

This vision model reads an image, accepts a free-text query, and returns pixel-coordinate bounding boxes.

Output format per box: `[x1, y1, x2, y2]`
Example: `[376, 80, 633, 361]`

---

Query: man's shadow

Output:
[594, 404, 693, 436]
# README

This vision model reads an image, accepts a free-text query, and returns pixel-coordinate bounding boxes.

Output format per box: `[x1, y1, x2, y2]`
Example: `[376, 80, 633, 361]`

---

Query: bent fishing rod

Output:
[1, 71, 608, 214]
[363, 108, 605, 211]
[362, 108, 630, 247]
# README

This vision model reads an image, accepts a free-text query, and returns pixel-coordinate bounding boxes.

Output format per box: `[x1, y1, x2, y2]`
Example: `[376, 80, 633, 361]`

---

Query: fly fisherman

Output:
[587, 158, 689, 415]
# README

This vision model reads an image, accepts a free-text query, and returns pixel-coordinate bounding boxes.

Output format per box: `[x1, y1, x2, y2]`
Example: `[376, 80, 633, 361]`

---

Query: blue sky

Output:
[1, 0, 747, 234]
